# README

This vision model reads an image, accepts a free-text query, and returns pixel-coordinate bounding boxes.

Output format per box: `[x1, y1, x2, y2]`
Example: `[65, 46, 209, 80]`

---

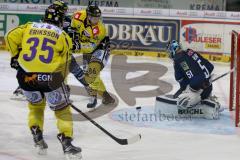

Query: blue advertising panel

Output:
[103, 17, 180, 51]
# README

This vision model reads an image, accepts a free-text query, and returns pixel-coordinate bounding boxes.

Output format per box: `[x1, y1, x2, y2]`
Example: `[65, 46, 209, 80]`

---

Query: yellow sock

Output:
[28, 100, 46, 131]
[55, 105, 73, 137]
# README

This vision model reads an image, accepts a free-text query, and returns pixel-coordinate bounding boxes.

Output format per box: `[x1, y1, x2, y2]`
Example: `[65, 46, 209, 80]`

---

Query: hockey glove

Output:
[72, 40, 81, 51]
[65, 27, 81, 51]
[66, 27, 80, 40]
[10, 56, 19, 70]
[98, 36, 111, 50]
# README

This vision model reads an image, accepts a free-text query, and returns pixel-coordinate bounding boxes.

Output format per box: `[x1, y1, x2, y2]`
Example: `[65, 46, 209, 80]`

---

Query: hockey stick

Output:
[211, 68, 235, 83]
[171, 68, 235, 98]
[71, 104, 141, 145]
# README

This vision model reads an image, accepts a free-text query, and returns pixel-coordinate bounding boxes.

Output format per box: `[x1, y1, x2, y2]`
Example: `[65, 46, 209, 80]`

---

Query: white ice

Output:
[0, 51, 239, 160]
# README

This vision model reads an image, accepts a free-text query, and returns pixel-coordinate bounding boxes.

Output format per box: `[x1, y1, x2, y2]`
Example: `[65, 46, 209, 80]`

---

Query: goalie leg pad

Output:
[155, 95, 205, 118]
[155, 95, 179, 116]
[200, 99, 220, 120]
[155, 95, 215, 119]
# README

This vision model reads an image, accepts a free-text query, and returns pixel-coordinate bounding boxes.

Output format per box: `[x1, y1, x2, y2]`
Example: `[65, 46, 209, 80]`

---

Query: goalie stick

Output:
[210, 68, 235, 83]
[71, 104, 141, 145]
[172, 68, 235, 98]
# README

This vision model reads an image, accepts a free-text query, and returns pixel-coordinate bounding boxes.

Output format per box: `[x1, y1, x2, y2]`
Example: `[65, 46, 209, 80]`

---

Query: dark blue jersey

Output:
[174, 49, 214, 90]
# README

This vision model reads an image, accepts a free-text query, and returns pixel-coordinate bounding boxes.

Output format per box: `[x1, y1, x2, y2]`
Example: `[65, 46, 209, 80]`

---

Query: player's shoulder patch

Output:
[73, 10, 86, 21]
[73, 13, 81, 20]
[92, 26, 100, 36]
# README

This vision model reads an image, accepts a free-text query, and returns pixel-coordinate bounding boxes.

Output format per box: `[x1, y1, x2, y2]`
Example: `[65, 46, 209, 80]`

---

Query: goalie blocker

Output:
[154, 95, 221, 120]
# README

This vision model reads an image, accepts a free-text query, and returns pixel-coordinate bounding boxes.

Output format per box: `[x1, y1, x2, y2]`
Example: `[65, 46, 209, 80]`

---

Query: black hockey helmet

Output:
[53, 0, 68, 15]
[44, 4, 65, 27]
[86, 5, 101, 17]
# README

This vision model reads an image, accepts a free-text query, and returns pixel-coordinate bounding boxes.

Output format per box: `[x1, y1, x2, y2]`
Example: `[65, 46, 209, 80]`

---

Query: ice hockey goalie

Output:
[155, 40, 222, 120]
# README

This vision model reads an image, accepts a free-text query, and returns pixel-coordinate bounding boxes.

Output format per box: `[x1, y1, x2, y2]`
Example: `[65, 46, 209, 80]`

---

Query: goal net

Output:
[230, 30, 240, 127]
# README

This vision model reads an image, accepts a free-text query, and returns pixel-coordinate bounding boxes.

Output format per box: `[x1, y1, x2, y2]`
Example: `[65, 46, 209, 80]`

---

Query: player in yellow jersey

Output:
[10, 0, 69, 101]
[69, 5, 115, 108]
[5, 4, 82, 160]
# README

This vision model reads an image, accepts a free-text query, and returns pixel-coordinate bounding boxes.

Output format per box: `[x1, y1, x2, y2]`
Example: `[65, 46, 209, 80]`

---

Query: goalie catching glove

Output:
[177, 86, 203, 109]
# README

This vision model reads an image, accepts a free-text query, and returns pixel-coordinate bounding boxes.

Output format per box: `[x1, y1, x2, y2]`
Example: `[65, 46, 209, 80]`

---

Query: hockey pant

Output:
[83, 51, 109, 97]
[16, 69, 73, 138]
[84, 61, 106, 96]
[200, 84, 212, 100]
[70, 55, 106, 96]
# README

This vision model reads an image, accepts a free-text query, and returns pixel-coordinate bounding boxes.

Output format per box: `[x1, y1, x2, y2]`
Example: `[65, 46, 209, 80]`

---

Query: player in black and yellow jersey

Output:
[5, 3, 82, 160]
[68, 5, 115, 108]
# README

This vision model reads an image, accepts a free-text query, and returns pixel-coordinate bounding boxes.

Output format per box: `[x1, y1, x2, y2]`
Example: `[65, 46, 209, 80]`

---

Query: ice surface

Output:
[0, 51, 239, 160]
[110, 106, 236, 135]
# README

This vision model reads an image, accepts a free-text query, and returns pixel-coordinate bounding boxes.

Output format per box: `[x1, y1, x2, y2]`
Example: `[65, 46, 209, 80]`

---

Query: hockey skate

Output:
[57, 133, 82, 160]
[10, 86, 26, 101]
[87, 96, 97, 109]
[30, 126, 48, 155]
[85, 86, 98, 109]
[102, 91, 115, 105]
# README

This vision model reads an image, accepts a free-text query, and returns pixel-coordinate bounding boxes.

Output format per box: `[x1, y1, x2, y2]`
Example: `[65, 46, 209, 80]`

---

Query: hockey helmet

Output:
[166, 40, 181, 59]
[86, 5, 101, 17]
[44, 4, 65, 27]
[86, 5, 101, 25]
[53, 0, 68, 15]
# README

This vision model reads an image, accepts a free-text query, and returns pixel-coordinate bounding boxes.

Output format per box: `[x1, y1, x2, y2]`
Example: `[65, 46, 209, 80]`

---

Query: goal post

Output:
[230, 30, 240, 127]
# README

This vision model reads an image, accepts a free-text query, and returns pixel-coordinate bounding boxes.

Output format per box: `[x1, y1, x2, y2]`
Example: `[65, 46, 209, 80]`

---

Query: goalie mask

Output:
[166, 40, 181, 59]
[44, 4, 65, 27]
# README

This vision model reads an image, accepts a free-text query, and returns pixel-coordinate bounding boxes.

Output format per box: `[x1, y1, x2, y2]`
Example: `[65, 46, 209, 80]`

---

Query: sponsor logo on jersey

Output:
[180, 61, 189, 71]
[24, 74, 37, 83]
[37, 74, 52, 82]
